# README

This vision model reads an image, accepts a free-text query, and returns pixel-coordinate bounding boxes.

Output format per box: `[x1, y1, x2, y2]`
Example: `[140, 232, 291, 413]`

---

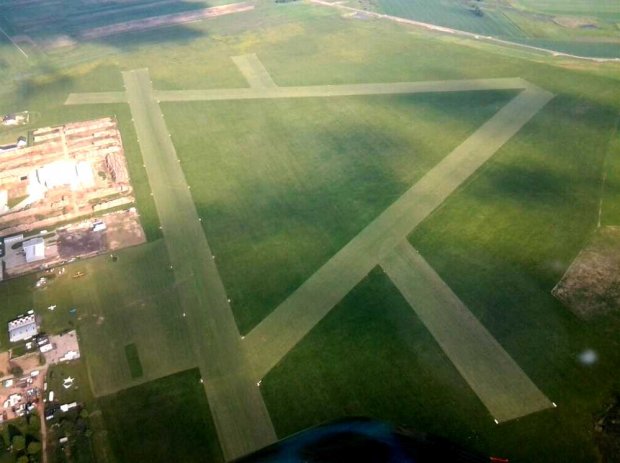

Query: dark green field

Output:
[99, 369, 223, 463]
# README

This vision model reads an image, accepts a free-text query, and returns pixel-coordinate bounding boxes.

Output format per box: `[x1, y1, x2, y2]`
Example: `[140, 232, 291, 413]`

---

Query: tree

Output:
[27, 441, 41, 455]
[9, 366, 23, 378]
[11, 435, 25, 452]
[17, 456, 28, 463]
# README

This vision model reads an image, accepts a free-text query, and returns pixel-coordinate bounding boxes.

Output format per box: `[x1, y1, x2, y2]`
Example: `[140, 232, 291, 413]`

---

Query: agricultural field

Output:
[371, 0, 620, 58]
[0, 0, 618, 462]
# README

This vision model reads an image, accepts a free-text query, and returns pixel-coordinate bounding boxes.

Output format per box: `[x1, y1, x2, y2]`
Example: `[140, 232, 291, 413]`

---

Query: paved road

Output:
[381, 241, 552, 422]
[243, 83, 553, 381]
[122, 68, 276, 461]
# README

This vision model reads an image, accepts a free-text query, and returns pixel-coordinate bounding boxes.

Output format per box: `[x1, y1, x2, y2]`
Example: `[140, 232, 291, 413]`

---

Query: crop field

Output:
[0, 1, 619, 462]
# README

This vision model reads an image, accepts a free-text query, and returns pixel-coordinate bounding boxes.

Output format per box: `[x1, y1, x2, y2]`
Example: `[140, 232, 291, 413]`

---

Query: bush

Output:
[12, 435, 25, 452]
[27, 441, 41, 455]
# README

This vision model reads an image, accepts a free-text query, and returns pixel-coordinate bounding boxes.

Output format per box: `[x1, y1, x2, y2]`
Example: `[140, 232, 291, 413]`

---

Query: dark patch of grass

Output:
[124, 344, 143, 379]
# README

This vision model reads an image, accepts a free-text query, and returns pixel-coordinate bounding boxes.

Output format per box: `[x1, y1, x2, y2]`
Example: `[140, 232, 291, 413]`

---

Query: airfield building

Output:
[23, 237, 45, 263]
[8, 313, 39, 343]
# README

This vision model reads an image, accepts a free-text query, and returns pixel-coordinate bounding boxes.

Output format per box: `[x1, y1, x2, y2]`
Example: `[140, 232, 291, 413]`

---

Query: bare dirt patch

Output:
[552, 226, 620, 319]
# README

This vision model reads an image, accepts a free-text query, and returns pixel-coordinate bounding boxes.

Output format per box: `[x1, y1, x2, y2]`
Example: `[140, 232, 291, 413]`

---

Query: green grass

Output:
[262, 269, 500, 454]
[262, 263, 619, 463]
[602, 114, 620, 225]
[124, 344, 143, 379]
[47, 361, 95, 409]
[165, 91, 516, 333]
[71, 240, 195, 396]
[403, 94, 620, 460]
[99, 369, 223, 463]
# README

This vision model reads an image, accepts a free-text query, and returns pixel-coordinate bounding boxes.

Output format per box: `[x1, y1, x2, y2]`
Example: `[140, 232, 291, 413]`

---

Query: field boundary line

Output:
[243, 83, 553, 382]
[0, 25, 28, 58]
[381, 241, 552, 422]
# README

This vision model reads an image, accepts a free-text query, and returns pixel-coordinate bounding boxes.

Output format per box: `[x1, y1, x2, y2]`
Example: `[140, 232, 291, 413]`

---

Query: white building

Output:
[8, 313, 39, 343]
[23, 237, 45, 263]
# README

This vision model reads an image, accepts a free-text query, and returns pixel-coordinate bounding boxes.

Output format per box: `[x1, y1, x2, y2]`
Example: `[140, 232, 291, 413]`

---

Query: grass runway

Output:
[243, 82, 553, 381]
[122, 68, 276, 461]
[381, 241, 551, 422]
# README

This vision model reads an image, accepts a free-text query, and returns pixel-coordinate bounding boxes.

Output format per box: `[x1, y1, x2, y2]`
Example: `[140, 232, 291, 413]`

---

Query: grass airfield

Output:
[0, 1, 619, 462]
